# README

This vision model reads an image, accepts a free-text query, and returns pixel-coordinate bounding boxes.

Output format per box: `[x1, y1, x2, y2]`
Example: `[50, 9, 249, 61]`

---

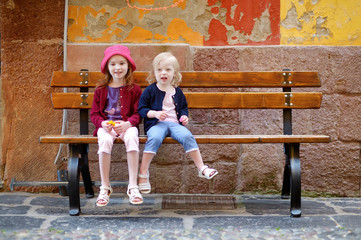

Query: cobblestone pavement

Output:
[1, 192, 361, 239]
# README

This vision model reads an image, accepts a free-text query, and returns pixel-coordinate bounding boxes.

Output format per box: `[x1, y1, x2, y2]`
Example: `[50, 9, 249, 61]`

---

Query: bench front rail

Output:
[40, 70, 330, 217]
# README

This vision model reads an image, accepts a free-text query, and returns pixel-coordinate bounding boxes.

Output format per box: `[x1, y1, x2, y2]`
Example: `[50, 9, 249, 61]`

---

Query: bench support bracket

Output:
[68, 143, 94, 216]
[289, 143, 301, 218]
[68, 144, 81, 216]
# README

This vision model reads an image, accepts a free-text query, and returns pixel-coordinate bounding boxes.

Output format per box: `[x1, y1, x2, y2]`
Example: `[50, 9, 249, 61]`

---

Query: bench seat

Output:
[40, 134, 330, 144]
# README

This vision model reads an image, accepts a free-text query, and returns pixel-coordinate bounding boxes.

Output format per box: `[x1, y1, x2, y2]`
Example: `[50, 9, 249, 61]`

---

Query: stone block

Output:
[197, 144, 240, 163]
[151, 164, 184, 193]
[211, 109, 240, 125]
[301, 141, 360, 196]
[240, 109, 283, 135]
[188, 124, 241, 135]
[339, 96, 361, 141]
[67, 44, 192, 72]
[189, 109, 211, 124]
[193, 48, 240, 71]
[186, 163, 237, 194]
[237, 144, 284, 191]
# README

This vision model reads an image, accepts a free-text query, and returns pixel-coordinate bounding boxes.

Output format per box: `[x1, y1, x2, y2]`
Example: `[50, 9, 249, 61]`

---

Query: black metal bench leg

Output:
[68, 144, 81, 216]
[290, 143, 301, 218]
[281, 144, 291, 199]
[80, 144, 94, 198]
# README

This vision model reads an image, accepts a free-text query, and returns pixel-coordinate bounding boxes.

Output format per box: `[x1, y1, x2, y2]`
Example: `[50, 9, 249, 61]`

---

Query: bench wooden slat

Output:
[51, 92, 322, 109]
[39, 134, 330, 144]
[51, 71, 320, 88]
[186, 92, 322, 109]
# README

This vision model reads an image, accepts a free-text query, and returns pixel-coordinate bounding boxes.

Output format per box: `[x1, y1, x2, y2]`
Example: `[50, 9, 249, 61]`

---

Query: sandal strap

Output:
[198, 165, 218, 179]
[127, 186, 143, 201]
[199, 165, 208, 174]
[100, 185, 113, 192]
[203, 167, 214, 176]
[199, 165, 210, 177]
[96, 186, 113, 206]
[99, 186, 113, 196]
[97, 193, 110, 201]
[138, 171, 149, 179]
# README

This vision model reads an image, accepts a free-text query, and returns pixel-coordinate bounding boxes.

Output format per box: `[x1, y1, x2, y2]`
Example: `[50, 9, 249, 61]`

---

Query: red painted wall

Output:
[205, 0, 280, 45]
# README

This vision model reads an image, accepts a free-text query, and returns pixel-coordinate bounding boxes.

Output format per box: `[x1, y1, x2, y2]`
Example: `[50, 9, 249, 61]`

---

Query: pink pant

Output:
[97, 127, 139, 154]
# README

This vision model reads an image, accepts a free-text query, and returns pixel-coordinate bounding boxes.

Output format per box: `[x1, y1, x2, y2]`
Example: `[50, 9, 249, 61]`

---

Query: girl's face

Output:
[107, 55, 129, 82]
[155, 59, 175, 87]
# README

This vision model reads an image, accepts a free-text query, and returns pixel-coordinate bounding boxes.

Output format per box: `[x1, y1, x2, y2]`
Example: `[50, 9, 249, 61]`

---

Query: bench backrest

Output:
[51, 71, 322, 109]
[50, 70, 322, 135]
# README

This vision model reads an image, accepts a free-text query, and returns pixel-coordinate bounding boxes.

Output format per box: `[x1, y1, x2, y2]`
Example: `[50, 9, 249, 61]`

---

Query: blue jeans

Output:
[144, 121, 199, 154]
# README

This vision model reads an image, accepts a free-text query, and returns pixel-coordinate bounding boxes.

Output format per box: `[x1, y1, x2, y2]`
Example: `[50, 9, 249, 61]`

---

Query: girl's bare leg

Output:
[99, 152, 111, 187]
[188, 149, 217, 177]
[127, 150, 143, 203]
[187, 149, 204, 170]
[138, 152, 155, 185]
[127, 151, 139, 187]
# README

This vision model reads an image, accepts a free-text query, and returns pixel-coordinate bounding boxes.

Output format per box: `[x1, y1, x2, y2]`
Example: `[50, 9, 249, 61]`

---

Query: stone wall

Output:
[0, 0, 65, 190]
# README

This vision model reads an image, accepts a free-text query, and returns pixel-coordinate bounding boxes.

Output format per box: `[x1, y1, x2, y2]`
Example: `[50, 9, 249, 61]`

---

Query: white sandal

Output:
[138, 171, 151, 194]
[96, 186, 113, 207]
[198, 165, 218, 179]
[127, 186, 143, 205]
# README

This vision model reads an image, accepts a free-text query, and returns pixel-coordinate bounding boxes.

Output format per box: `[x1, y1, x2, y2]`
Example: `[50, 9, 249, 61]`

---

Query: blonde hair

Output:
[96, 59, 135, 89]
[147, 52, 182, 87]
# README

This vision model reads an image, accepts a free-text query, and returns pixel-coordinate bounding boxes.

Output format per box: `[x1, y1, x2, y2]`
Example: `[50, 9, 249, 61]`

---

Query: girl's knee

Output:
[185, 133, 195, 141]
[147, 134, 164, 145]
[99, 137, 113, 146]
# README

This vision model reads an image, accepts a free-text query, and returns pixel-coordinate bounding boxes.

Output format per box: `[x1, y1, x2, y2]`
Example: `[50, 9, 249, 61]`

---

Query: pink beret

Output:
[100, 45, 136, 74]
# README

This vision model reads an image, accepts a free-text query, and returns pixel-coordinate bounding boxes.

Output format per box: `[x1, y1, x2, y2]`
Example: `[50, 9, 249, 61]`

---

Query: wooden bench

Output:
[40, 70, 330, 217]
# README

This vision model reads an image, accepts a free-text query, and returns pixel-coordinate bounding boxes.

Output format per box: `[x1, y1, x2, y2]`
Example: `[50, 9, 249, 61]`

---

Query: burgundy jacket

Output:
[90, 84, 142, 136]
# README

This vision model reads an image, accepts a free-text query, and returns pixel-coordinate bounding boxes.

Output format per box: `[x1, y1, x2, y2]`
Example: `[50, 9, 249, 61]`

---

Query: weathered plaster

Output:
[281, 0, 361, 45]
[68, 0, 280, 46]
[205, 0, 280, 45]
[68, 0, 208, 45]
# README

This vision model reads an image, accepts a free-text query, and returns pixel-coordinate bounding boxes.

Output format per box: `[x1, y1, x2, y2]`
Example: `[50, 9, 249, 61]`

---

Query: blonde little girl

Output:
[90, 45, 143, 206]
[137, 52, 218, 194]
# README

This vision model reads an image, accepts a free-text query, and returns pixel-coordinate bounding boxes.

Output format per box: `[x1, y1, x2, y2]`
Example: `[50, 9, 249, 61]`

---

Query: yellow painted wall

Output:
[280, 0, 361, 45]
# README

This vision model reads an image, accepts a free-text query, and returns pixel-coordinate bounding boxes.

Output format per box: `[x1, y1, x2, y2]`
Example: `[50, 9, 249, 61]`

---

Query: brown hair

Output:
[96, 59, 135, 89]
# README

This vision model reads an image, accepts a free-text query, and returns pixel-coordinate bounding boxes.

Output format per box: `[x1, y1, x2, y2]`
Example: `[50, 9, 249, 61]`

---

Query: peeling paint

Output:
[68, 0, 209, 45]
[67, 0, 361, 46]
[312, 16, 332, 41]
[250, 6, 272, 42]
[281, 0, 361, 45]
[281, 3, 303, 30]
[300, 11, 314, 23]
[205, 0, 280, 45]
[126, 0, 186, 11]
[167, 18, 203, 45]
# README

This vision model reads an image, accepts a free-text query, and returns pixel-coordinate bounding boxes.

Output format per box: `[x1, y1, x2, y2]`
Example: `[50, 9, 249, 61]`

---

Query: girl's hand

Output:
[113, 121, 131, 134]
[180, 115, 189, 125]
[102, 120, 113, 132]
[155, 111, 168, 121]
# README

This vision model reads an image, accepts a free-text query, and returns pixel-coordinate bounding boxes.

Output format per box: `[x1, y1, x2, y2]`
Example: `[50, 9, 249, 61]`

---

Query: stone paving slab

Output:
[1, 192, 361, 239]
